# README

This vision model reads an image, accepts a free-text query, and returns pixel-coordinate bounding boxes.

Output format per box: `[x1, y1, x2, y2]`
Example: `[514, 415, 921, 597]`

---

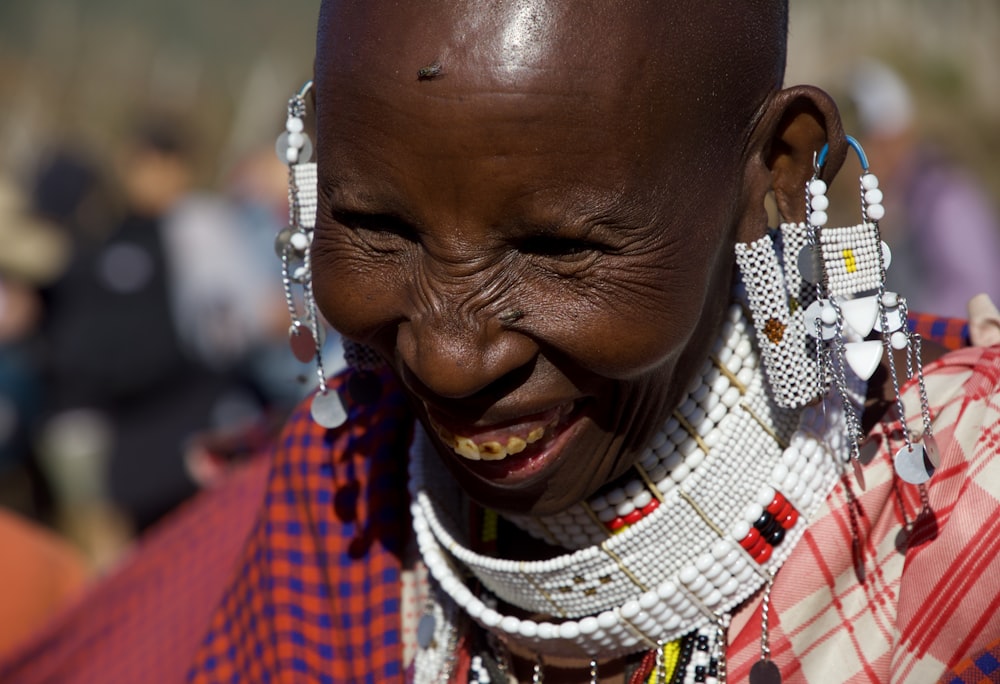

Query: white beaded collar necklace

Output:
[409, 304, 848, 662]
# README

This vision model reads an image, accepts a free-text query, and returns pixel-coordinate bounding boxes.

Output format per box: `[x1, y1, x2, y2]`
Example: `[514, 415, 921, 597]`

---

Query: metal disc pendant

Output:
[274, 226, 293, 257]
[797, 244, 822, 285]
[803, 299, 838, 340]
[858, 436, 881, 466]
[896, 506, 939, 554]
[311, 391, 347, 428]
[852, 457, 866, 491]
[894, 525, 910, 555]
[289, 322, 317, 363]
[893, 443, 934, 485]
[923, 434, 941, 469]
[750, 659, 782, 684]
[416, 613, 436, 650]
[275, 131, 314, 165]
[852, 536, 866, 584]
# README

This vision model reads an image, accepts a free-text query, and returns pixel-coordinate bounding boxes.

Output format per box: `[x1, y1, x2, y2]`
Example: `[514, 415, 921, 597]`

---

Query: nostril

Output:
[396, 318, 538, 405]
[400, 357, 538, 421]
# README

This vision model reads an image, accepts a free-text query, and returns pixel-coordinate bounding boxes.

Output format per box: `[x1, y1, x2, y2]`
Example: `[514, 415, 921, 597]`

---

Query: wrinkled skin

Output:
[311, 0, 845, 519]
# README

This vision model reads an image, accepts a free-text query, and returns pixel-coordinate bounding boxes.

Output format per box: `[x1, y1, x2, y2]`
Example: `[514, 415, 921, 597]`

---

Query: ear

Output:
[736, 85, 846, 244]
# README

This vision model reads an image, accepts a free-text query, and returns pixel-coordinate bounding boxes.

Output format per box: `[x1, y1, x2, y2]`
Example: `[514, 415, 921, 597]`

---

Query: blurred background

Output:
[0, 0, 997, 580]
[0, 0, 323, 580]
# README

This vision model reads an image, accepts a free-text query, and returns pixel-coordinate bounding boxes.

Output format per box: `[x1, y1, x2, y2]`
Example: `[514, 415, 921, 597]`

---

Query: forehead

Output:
[316, 1, 770, 133]
[313, 1, 780, 222]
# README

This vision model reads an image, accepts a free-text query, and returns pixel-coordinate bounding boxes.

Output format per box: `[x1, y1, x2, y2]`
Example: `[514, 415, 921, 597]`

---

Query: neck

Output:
[409, 304, 847, 672]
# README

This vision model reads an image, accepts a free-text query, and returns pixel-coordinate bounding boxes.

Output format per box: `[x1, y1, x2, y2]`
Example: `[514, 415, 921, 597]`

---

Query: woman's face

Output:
[311, 2, 763, 515]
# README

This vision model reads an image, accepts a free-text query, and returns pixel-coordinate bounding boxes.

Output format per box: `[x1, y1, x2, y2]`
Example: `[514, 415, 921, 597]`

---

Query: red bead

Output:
[754, 544, 774, 564]
[766, 493, 787, 516]
[747, 536, 768, 557]
[780, 509, 799, 529]
[641, 499, 660, 515]
[739, 527, 761, 550]
[607, 517, 626, 531]
[767, 501, 792, 523]
[623, 509, 643, 525]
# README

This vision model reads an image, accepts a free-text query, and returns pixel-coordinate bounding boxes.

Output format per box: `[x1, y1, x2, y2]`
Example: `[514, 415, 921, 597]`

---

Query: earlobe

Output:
[736, 86, 846, 244]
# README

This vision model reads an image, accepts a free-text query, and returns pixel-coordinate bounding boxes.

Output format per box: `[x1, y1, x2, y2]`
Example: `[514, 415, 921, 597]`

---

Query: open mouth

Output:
[425, 401, 578, 463]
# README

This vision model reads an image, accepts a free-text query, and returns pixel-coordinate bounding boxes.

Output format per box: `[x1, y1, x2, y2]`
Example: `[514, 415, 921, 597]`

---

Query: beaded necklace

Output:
[409, 304, 849, 678]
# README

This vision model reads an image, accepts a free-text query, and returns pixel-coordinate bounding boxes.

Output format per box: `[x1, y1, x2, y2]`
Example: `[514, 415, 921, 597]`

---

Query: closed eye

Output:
[516, 234, 603, 258]
[331, 210, 419, 243]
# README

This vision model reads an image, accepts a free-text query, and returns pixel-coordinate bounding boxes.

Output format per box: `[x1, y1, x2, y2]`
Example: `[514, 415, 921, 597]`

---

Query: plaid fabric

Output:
[0, 449, 271, 684]
[187, 369, 413, 683]
[726, 345, 1000, 683]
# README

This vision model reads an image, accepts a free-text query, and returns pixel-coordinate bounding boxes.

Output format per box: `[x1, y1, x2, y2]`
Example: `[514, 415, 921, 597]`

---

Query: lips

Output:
[426, 402, 576, 462]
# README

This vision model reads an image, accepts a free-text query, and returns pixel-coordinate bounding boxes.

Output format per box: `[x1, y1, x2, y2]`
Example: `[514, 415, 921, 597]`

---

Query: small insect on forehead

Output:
[417, 61, 444, 81]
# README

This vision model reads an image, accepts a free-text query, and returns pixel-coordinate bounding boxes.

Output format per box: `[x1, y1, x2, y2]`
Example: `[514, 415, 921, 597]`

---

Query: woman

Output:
[2, 1, 998, 683]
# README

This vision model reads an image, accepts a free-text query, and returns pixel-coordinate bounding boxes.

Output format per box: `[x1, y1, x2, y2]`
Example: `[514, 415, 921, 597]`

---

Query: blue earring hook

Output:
[815, 135, 869, 174]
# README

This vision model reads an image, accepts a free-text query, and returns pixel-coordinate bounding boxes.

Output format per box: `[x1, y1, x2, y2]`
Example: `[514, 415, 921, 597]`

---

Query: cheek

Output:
[310, 230, 408, 342]
[541, 254, 729, 381]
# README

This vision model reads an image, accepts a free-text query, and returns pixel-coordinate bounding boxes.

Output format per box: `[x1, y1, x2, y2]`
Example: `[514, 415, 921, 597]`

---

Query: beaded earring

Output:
[276, 81, 385, 428]
[798, 136, 938, 486]
[735, 223, 825, 409]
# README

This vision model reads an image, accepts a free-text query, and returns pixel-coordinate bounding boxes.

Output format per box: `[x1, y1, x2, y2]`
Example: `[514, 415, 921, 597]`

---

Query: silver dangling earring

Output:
[532, 654, 545, 684]
[799, 136, 938, 487]
[276, 81, 385, 429]
[749, 570, 781, 684]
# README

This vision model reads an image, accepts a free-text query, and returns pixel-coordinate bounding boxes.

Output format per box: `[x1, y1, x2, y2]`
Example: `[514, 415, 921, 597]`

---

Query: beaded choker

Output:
[409, 304, 848, 665]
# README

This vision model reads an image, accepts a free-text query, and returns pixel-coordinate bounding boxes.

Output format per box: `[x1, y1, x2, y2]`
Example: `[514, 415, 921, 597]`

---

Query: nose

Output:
[396, 310, 537, 401]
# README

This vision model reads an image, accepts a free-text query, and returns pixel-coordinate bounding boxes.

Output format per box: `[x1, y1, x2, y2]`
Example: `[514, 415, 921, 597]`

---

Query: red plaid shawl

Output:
[1, 320, 997, 684]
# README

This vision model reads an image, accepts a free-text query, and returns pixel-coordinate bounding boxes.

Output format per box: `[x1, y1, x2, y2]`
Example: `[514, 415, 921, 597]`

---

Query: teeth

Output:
[506, 436, 527, 455]
[479, 441, 506, 461]
[437, 419, 557, 462]
[454, 437, 481, 461]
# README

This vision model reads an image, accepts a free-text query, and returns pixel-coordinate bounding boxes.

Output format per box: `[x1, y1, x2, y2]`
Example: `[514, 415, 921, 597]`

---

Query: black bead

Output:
[767, 525, 787, 545]
[754, 511, 775, 531]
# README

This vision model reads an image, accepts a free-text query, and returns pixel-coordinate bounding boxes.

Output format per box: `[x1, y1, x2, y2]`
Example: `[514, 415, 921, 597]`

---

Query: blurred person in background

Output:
[38, 117, 269, 540]
[0, 177, 88, 660]
[0, 175, 69, 514]
[848, 59, 1000, 319]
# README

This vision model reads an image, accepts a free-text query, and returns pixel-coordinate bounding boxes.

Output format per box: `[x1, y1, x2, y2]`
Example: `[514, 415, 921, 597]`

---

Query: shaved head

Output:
[316, 1, 789, 158]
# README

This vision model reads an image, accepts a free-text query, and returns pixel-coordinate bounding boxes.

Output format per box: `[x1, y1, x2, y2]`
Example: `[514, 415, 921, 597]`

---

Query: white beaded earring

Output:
[276, 81, 385, 428]
[734, 223, 824, 409]
[798, 136, 938, 486]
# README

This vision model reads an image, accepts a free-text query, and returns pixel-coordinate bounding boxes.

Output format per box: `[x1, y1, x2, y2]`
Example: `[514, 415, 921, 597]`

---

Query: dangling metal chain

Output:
[909, 333, 935, 440]
[653, 641, 666, 684]
[827, 298, 864, 463]
[532, 655, 544, 684]
[714, 613, 730, 684]
[589, 659, 599, 684]
[759, 571, 775, 664]
[302, 244, 327, 395]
